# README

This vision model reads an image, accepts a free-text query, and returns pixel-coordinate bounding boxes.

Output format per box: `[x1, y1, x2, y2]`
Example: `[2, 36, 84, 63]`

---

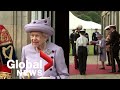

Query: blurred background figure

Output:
[92, 28, 100, 55]
[84, 29, 89, 43]
[70, 29, 76, 56]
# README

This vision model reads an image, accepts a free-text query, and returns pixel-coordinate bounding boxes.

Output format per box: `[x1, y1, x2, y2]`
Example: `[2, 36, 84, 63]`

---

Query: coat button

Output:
[33, 21, 36, 23]
[52, 50, 54, 53]
[51, 56, 54, 59]
[50, 68, 52, 71]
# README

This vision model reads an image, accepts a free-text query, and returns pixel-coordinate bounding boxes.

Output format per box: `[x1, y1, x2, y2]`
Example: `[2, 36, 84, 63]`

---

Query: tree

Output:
[70, 11, 101, 24]
[86, 11, 101, 24]
[78, 14, 92, 21]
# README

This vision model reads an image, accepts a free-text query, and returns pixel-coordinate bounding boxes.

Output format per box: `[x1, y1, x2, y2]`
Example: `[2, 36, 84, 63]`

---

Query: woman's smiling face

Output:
[30, 31, 48, 48]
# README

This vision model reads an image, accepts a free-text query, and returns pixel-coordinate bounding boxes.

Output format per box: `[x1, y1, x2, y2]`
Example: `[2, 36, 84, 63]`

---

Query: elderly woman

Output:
[20, 18, 69, 79]
[90, 34, 106, 69]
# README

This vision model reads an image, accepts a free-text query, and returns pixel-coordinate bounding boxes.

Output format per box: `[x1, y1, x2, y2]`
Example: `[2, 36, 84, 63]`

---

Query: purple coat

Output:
[20, 42, 69, 79]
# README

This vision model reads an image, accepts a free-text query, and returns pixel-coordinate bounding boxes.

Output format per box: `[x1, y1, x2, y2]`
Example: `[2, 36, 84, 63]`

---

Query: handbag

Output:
[99, 48, 103, 54]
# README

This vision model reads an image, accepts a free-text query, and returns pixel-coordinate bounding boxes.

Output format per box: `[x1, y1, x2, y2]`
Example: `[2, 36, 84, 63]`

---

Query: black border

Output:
[1, 0, 120, 11]
[55, 11, 69, 70]
[0, 1, 120, 88]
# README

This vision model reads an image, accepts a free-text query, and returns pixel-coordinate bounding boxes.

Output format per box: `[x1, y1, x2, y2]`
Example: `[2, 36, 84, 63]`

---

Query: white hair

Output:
[42, 33, 49, 39]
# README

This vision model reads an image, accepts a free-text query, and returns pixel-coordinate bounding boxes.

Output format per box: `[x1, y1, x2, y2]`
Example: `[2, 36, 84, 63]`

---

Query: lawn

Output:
[69, 44, 94, 56]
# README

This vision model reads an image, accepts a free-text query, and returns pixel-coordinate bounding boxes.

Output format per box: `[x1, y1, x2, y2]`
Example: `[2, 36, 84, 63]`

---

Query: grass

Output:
[69, 44, 94, 56]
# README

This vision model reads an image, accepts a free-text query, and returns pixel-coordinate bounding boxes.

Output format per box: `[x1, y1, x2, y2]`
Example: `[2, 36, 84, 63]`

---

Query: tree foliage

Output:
[71, 11, 102, 24]
[78, 14, 92, 21]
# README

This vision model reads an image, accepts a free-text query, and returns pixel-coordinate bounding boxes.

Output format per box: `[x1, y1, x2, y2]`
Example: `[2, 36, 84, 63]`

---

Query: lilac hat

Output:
[24, 17, 54, 36]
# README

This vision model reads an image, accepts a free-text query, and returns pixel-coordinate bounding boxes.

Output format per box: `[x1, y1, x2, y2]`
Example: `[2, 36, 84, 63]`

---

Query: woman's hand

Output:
[89, 41, 96, 45]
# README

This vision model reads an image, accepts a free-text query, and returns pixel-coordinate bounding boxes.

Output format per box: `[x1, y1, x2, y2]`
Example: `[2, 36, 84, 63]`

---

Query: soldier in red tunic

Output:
[0, 25, 17, 79]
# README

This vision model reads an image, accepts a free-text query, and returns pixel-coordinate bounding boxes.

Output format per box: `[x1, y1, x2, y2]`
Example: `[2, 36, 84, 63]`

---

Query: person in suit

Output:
[92, 28, 100, 55]
[106, 25, 120, 73]
[76, 29, 88, 75]
[0, 25, 17, 79]
[20, 17, 69, 79]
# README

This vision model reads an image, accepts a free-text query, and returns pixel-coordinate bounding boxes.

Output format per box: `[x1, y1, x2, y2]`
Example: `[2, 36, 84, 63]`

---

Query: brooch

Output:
[45, 49, 55, 55]
[45, 49, 52, 55]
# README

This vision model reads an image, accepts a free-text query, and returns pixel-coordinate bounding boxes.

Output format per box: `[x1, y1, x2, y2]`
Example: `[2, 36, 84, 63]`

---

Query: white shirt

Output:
[76, 35, 88, 55]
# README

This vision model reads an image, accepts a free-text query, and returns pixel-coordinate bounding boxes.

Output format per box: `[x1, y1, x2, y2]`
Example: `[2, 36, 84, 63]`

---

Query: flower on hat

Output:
[24, 17, 54, 36]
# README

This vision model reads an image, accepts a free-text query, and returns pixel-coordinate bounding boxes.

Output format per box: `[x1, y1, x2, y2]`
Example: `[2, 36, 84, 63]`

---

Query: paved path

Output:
[69, 55, 120, 79]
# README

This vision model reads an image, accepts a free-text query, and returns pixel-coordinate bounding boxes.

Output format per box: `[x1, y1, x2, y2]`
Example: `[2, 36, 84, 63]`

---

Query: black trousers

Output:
[110, 48, 120, 72]
[74, 54, 79, 69]
[94, 45, 98, 55]
[72, 43, 76, 56]
[78, 46, 88, 74]
[107, 51, 111, 65]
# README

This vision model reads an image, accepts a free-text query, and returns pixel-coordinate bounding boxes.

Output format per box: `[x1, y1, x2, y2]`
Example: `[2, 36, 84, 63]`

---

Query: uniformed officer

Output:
[106, 25, 120, 73]
[84, 29, 89, 43]
[76, 29, 88, 75]
[92, 28, 100, 55]
[21, 17, 69, 79]
[104, 26, 111, 66]
[70, 29, 76, 56]
[0, 25, 17, 79]
[73, 25, 82, 69]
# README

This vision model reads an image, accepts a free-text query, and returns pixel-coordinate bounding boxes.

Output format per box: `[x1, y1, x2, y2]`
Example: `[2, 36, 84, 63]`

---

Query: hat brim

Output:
[24, 24, 54, 36]
[105, 28, 110, 31]
[80, 31, 85, 33]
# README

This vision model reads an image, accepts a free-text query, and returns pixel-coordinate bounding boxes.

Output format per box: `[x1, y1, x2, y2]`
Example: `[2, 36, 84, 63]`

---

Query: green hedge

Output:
[69, 44, 94, 56]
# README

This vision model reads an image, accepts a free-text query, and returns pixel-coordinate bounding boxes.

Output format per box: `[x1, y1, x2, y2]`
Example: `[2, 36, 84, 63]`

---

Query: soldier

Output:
[70, 29, 76, 56]
[92, 28, 100, 55]
[105, 26, 111, 66]
[0, 25, 17, 79]
[84, 29, 89, 43]
[76, 29, 88, 75]
[106, 25, 120, 73]
[73, 25, 82, 69]
[20, 17, 69, 79]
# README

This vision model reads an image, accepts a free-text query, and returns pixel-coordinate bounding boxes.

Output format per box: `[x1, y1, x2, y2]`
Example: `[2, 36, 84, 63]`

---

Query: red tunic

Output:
[0, 25, 17, 79]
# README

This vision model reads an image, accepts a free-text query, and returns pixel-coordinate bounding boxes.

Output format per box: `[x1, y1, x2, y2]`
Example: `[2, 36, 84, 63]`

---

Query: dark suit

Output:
[106, 30, 120, 72]
[92, 32, 100, 55]
[70, 32, 75, 55]
[85, 33, 89, 42]
[74, 31, 80, 69]
[70, 32, 80, 56]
